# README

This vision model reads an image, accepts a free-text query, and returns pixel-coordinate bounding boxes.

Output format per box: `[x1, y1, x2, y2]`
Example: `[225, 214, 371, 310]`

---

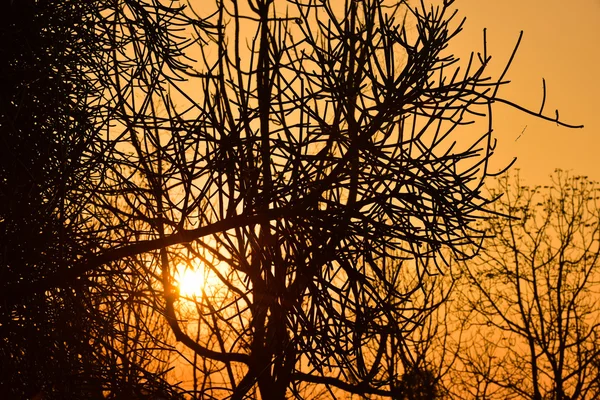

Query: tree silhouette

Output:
[0, 1, 108, 397]
[454, 171, 600, 400]
[0, 0, 205, 398]
[1, 0, 582, 399]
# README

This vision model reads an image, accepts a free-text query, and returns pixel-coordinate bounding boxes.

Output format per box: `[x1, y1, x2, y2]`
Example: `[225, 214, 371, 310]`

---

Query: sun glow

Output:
[174, 266, 206, 298]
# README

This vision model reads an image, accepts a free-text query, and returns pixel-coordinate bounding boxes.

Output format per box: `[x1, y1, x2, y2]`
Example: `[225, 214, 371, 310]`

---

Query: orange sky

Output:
[185, 0, 599, 185]
[454, 0, 600, 185]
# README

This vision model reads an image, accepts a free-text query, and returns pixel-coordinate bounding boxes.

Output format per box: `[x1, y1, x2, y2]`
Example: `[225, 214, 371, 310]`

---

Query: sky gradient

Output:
[455, 0, 600, 184]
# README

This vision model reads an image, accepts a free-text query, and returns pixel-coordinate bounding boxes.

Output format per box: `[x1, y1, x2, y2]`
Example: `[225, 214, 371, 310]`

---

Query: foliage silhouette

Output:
[0, 1, 107, 397]
[0, 0, 582, 399]
[0, 0, 205, 398]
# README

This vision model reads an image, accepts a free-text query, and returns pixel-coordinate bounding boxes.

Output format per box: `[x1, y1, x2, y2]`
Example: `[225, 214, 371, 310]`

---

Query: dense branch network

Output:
[1, 0, 582, 398]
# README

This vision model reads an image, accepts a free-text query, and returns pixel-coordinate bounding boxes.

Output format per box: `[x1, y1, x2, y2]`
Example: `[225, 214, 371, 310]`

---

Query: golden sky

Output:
[185, 0, 599, 185]
[454, 0, 600, 184]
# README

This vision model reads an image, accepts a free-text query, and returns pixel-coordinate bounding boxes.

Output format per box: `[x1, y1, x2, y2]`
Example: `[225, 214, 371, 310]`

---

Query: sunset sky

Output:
[455, 0, 600, 184]
[184, 0, 598, 184]
[5, 1, 600, 397]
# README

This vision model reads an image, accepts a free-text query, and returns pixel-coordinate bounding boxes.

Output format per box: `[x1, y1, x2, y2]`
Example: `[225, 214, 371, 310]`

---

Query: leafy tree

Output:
[0, 1, 107, 397]
[0, 0, 206, 398]
[0, 0, 581, 399]
[455, 171, 600, 400]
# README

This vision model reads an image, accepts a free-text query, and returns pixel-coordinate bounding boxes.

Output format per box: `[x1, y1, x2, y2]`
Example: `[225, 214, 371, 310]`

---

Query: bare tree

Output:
[386, 259, 461, 400]
[1, 0, 582, 398]
[87, 0, 577, 397]
[454, 171, 600, 400]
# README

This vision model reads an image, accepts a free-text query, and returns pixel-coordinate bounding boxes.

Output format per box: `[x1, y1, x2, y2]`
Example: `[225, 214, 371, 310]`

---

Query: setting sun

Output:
[175, 266, 205, 298]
